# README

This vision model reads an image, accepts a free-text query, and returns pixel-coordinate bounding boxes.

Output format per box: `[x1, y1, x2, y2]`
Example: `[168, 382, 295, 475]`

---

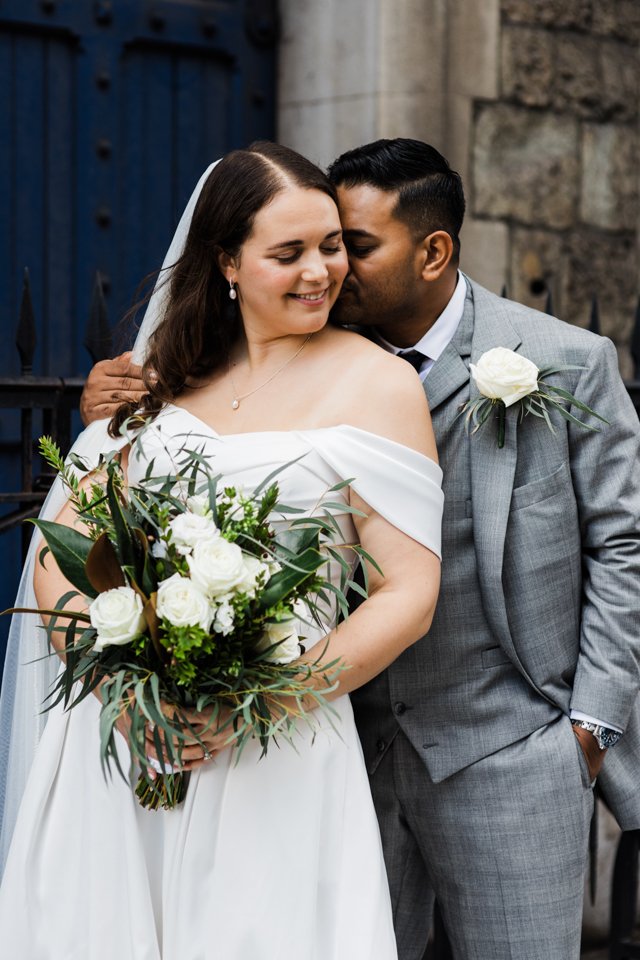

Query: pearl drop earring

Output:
[229, 280, 237, 301]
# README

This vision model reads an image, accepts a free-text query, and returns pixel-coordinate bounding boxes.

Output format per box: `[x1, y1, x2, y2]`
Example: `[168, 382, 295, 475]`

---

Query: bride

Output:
[0, 142, 442, 959]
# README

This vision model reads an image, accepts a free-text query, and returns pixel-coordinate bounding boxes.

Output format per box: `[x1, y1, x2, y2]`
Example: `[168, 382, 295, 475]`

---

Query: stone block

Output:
[278, 0, 379, 105]
[592, 0, 640, 44]
[552, 34, 638, 121]
[599, 41, 639, 123]
[501, 0, 592, 30]
[581, 124, 639, 231]
[508, 224, 639, 360]
[553, 34, 603, 118]
[473, 104, 579, 228]
[563, 227, 638, 349]
[459, 218, 509, 295]
[501, 25, 553, 106]
[508, 226, 565, 313]
[449, 0, 501, 100]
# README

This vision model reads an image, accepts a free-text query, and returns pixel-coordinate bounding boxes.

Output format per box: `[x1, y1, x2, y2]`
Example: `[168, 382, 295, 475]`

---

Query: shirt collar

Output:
[375, 271, 467, 359]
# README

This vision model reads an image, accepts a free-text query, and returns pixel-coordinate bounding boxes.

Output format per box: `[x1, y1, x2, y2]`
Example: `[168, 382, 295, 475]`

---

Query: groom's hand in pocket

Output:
[572, 725, 606, 782]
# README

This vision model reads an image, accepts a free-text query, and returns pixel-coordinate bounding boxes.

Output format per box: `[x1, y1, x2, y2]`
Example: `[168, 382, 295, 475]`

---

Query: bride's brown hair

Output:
[109, 141, 338, 436]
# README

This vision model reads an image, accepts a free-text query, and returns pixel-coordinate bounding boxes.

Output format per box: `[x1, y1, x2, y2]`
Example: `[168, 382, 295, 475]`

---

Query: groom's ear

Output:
[419, 231, 454, 282]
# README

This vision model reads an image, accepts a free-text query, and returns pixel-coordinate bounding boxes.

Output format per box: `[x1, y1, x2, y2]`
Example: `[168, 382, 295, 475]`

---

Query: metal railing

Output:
[0, 269, 113, 555]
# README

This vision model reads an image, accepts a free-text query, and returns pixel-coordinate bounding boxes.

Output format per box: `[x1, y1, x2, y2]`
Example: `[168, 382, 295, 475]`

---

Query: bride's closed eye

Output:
[274, 243, 343, 264]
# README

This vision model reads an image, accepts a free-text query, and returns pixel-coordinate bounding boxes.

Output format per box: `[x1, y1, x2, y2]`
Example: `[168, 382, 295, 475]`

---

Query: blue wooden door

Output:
[0, 0, 277, 668]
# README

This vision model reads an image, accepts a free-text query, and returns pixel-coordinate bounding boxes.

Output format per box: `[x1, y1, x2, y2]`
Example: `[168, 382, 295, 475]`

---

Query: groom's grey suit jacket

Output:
[352, 277, 640, 829]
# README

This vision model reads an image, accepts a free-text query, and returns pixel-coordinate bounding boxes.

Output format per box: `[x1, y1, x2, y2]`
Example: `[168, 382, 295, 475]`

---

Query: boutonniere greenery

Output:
[461, 347, 608, 448]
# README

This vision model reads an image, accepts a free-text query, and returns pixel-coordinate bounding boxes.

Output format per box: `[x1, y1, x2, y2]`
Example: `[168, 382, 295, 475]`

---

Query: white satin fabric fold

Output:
[0, 408, 442, 958]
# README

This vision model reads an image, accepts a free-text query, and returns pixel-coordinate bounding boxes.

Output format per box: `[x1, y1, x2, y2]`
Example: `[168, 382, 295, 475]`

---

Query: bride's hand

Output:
[143, 703, 236, 773]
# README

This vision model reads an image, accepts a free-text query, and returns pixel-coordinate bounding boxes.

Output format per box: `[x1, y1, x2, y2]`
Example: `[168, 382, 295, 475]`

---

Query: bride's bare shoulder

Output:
[319, 325, 418, 387]
[319, 325, 396, 367]
[316, 327, 437, 459]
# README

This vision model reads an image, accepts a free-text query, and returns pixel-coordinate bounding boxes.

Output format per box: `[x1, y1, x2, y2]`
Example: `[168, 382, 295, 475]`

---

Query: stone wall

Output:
[471, 1, 639, 374]
[277, 0, 639, 371]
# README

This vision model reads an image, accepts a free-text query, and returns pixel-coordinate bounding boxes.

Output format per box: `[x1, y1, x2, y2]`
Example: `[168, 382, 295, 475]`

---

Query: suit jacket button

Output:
[376, 739, 386, 752]
[394, 701, 407, 716]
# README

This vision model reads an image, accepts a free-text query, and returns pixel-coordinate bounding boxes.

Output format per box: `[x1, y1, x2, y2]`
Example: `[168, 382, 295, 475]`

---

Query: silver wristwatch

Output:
[571, 719, 622, 751]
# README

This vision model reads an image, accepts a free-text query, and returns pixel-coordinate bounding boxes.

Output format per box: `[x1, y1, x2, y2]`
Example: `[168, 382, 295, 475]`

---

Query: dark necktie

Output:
[397, 349, 425, 373]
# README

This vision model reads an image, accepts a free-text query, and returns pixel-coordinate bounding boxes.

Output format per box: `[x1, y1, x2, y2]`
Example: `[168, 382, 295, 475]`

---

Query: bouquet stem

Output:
[135, 771, 190, 810]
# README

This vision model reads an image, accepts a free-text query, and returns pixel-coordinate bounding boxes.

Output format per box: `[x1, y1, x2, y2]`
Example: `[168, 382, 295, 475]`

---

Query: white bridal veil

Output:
[0, 161, 221, 875]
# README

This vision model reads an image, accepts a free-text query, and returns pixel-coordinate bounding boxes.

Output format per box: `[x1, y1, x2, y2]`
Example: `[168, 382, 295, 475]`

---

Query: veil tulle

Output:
[0, 160, 221, 875]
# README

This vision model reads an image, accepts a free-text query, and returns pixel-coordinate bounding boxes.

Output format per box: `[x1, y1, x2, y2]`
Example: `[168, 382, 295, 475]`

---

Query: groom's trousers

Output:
[371, 714, 593, 960]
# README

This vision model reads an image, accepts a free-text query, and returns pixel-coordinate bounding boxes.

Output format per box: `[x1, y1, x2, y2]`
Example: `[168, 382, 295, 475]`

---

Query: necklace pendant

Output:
[231, 399, 240, 410]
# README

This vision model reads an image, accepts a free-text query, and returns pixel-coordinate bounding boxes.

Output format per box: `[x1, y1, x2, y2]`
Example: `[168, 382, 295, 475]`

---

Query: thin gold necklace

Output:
[228, 335, 313, 410]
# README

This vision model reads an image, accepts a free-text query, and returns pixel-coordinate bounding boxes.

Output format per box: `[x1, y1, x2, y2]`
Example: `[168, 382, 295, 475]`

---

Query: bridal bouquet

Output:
[15, 432, 372, 810]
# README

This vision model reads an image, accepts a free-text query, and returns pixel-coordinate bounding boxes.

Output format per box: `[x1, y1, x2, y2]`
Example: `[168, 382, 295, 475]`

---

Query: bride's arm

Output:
[302, 354, 441, 697]
[305, 493, 440, 698]
[32, 495, 93, 654]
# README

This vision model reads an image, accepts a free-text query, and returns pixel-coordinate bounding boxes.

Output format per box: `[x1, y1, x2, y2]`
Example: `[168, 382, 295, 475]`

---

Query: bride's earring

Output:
[229, 279, 237, 301]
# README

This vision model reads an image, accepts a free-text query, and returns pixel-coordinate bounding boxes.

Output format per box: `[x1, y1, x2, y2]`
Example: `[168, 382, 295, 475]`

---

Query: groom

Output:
[79, 139, 640, 960]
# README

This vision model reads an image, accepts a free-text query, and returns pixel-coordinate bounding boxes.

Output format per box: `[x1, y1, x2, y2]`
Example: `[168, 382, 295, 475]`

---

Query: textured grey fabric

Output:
[352, 277, 640, 957]
[373, 720, 593, 960]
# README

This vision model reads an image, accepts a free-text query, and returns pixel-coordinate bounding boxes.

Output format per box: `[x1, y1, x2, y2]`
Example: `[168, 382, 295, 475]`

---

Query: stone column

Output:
[277, 0, 446, 168]
[277, 0, 508, 293]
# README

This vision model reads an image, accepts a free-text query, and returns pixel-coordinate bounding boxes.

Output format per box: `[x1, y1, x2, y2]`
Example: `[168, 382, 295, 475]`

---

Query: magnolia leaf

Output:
[86, 532, 126, 593]
[143, 592, 164, 660]
[31, 519, 97, 598]
[274, 525, 320, 558]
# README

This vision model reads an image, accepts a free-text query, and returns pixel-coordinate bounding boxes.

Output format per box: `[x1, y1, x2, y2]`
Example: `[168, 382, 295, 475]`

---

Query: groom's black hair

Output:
[327, 138, 465, 261]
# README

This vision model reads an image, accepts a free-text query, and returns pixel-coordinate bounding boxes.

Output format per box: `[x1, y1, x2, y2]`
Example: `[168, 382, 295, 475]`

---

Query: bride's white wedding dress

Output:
[0, 405, 442, 960]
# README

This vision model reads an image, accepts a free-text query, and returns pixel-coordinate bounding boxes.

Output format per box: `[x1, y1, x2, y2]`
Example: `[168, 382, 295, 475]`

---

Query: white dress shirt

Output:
[375, 271, 467, 380]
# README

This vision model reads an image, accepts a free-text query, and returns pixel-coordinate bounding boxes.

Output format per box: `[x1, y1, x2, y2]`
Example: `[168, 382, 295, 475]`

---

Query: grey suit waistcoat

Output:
[352, 287, 558, 783]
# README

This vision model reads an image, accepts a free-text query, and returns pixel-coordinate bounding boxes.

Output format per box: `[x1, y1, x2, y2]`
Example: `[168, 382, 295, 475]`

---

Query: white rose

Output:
[263, 553, 282, 575]
[168, 510, 219, 555]
[213, 601, 235, 636]
[89, 586, 145, 652]
[236, 554, 270, 598]
[156, 573, 213, 631]
[470, 347, 539, 408]
[256, 617, 301, 664]
[186, 493, 212, 517]
[187, 536, 246, 598]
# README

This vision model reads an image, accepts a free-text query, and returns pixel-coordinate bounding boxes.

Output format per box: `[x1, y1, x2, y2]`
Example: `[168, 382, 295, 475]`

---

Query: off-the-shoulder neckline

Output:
[162, 403, 441, 473]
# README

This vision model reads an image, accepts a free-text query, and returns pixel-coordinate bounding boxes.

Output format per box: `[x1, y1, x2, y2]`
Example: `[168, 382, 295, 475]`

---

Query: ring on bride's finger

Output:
[203, 749, 213, 761]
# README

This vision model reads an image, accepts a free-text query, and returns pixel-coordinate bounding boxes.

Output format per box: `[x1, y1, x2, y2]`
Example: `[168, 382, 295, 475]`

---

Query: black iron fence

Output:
[0, 269, 113, 555]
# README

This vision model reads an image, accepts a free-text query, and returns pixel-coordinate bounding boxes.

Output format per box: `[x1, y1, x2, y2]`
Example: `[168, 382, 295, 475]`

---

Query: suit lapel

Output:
[466, 281, 538, 672]
[423, 342, 470, 413]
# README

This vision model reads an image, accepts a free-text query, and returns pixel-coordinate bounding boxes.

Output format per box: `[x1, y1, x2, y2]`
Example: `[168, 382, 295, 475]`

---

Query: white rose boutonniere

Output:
[463, 346, 608, 448]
